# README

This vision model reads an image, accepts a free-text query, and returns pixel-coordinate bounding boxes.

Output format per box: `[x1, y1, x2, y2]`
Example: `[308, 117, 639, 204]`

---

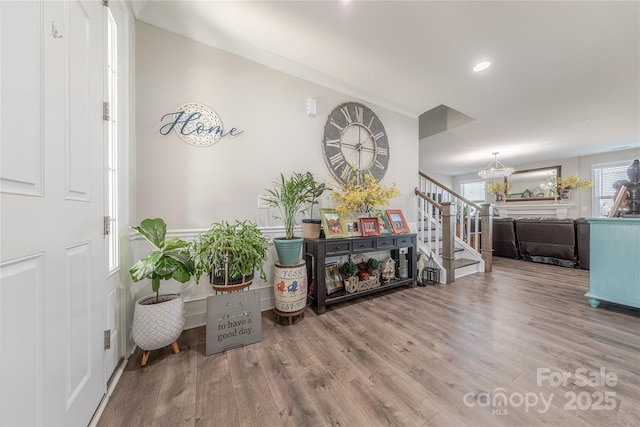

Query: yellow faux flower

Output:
[332, 175, 400, 216]
[557, 173, 593, 190]
[486, 181, 511, 195]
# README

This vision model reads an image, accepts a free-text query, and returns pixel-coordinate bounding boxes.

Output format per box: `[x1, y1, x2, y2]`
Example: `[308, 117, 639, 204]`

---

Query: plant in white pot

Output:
[129, 218, 194, 366]
[189, 219, 269, 292]
[264, 171, 316, 266]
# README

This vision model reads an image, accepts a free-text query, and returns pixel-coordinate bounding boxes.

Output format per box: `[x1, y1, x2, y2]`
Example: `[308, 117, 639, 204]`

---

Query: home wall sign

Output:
[159, 102, 244, 147]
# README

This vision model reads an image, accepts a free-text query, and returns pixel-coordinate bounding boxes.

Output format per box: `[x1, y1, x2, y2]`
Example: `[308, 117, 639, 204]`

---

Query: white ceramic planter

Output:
[132, 293, 185, 351]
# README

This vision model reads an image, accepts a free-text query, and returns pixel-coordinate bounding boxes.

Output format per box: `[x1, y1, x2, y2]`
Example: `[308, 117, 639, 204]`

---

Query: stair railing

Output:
[415, 172, 493, 279]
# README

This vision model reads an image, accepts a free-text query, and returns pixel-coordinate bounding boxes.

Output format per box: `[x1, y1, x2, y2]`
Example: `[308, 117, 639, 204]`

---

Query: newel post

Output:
[481, 203, 493, 272]
[441, 202, 456, 284]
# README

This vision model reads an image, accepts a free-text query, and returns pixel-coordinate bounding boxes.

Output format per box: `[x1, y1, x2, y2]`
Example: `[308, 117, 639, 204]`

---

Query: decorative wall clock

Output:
[322, 102, 390, 185]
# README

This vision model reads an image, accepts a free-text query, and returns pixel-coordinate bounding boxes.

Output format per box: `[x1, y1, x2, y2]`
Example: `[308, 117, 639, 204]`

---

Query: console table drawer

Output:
[376, 237, 396, 249]
[352, 239, 375, 252]
[396, 235, 414, 247]
[325, 241, 351, 255]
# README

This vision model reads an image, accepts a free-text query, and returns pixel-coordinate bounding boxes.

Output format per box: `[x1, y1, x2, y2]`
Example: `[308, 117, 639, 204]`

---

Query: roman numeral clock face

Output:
[322, 102, 390, 186]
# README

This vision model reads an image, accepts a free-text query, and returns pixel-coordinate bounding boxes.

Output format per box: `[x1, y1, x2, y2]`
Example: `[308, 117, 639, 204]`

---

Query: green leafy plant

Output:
[190, 220, 269, 284]
[264, 171, 317, 239]
[366, 257, 380, 272]
[306, 175, 332, 219]
[340, 258, 358, 278]
[129, 218, 194, 303]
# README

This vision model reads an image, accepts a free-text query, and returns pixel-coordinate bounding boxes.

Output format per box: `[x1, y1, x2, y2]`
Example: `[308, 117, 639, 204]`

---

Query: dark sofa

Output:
[493, 217, 519, 258]
[492, 217, 590, 269]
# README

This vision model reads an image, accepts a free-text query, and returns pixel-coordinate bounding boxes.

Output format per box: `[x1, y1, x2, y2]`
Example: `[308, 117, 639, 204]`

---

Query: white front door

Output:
[0, 1, 106, 425]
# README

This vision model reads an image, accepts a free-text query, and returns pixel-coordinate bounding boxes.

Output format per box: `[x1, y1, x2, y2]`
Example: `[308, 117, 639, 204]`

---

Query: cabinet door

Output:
[376, 237, 396, 249]
[352, 239, 375, 252]
[325, 241, 351, 256]
[396, 235, 414, 247]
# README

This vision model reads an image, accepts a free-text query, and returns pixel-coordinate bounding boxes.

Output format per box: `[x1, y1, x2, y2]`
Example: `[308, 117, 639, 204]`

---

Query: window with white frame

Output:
[593, 161, 632, 217]
[460, 180, 486, 202]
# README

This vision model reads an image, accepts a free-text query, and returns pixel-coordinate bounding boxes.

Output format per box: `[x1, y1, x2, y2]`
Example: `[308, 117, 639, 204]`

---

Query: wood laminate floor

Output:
[97, 258, 640, 427]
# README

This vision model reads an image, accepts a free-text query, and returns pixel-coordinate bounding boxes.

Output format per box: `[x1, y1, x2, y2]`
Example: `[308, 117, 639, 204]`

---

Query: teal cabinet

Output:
[585, 218, 640, 309]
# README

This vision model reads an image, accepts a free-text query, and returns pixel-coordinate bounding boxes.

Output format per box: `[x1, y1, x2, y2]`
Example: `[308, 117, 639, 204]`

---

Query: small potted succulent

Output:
[366, 257, 380, 278]
[340, 257, 358, 279]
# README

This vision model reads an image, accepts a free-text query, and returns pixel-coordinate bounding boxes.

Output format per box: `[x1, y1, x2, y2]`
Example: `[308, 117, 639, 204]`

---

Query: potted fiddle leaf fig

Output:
[129, 218, 194, 366]
[264, 171, 316, 265]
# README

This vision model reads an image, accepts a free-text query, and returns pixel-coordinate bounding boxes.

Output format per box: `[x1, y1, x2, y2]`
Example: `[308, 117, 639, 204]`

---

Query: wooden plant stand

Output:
[141, 341, 179, 367]
[274, 307, 305, 325]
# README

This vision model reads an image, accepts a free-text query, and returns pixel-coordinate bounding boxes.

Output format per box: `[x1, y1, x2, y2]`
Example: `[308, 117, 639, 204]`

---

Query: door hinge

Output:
[104, 329, 111, 350]
[104, 215, 111, 235]
[103, 0, 109, 7]
[103, 101, 110, 121]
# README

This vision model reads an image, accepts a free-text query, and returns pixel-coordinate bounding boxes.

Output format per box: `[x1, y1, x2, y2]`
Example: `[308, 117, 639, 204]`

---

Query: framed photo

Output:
[325, 262, 343, 295]
[345, 217, 362, 237]
[369, 208, 393, 234]
[360, 217, 380, 236]
[320, 208, 349, 239]
[386, 209, 410, 234]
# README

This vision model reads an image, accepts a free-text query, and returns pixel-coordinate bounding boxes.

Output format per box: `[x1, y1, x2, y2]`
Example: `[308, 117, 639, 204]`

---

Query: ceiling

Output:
[130, 0, 640, 175]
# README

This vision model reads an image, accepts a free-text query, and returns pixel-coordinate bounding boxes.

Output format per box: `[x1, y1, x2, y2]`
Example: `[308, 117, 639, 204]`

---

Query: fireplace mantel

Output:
[494, 203, 573, 219]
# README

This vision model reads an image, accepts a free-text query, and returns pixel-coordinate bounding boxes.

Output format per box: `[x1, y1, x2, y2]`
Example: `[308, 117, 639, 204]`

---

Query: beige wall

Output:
[135, 22, 418, 230]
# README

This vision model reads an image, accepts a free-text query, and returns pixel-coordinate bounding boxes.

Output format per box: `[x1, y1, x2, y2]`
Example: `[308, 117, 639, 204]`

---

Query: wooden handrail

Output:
[418, 171, 483, 210]
[414, 188, 443, 210]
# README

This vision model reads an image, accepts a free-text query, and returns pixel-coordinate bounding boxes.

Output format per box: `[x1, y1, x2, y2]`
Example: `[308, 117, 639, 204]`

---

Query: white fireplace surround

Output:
[494, 203, 573, 219]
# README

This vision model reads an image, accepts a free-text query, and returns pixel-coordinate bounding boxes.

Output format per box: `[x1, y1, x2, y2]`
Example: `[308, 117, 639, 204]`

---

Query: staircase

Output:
[415, 172, 493, 284]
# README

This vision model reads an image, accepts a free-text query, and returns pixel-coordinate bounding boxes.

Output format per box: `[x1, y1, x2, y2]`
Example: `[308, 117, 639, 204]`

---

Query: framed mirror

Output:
[505, 166, 561, 202]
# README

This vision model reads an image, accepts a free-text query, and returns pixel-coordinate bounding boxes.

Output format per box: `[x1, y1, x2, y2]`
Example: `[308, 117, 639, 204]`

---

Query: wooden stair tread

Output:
[454, 258, 480, 269]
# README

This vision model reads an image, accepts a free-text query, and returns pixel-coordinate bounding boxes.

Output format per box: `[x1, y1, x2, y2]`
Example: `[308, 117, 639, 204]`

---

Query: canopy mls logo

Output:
[159, 103, 245, 147]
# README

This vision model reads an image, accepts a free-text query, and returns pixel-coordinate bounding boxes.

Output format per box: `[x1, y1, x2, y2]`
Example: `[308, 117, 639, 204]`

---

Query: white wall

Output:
[135, 22, 418, 230]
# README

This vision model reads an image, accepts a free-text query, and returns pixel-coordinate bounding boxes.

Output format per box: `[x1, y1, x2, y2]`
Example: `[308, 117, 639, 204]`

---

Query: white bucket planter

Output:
[132, 293, 185, 365]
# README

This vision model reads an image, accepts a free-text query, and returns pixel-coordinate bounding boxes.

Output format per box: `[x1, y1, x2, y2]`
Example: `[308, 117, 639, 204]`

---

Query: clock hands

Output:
[340, 141, 376, 153]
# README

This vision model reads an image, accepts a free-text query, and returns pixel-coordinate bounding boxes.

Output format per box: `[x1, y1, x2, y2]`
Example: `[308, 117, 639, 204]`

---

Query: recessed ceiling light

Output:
[473, 61, 491, 72]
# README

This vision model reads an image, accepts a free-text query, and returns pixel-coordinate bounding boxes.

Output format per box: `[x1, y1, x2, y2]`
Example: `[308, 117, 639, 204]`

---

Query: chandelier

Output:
[478, 152, 514, 179]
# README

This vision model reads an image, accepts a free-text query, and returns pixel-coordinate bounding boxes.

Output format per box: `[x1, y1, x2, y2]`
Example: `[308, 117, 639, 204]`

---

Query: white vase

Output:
[132, 293, 185, 351]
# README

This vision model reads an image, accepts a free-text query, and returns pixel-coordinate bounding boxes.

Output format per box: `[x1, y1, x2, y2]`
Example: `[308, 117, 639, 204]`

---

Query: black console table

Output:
[304, 233, 417, 314]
